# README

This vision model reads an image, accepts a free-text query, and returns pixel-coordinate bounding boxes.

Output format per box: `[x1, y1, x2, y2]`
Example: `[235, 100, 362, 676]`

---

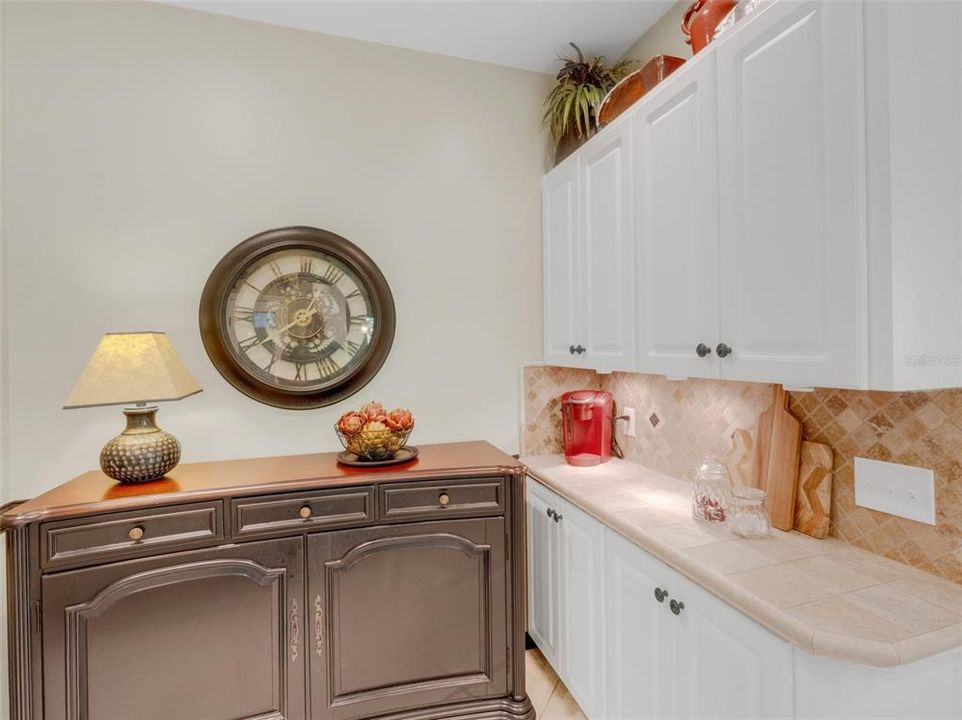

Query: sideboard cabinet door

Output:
[308, 518, 508, 720]
[42, 537, 306, 720]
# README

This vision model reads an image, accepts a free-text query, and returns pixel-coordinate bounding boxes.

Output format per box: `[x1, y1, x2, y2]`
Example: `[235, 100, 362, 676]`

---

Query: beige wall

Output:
[2, 1, 551, 499]
[621, 1, 692, 66]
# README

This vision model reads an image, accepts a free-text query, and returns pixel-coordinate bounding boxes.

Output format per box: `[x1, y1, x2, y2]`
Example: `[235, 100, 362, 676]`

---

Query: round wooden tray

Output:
[336, 446, 419, 467]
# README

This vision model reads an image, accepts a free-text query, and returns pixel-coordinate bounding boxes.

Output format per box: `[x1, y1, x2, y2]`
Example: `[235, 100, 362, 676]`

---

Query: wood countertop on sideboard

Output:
[2, 440, 524, 528]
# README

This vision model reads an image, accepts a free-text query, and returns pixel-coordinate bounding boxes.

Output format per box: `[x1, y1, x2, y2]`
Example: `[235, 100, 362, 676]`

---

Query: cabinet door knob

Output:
[670, 599, 685, 616]
[547, 507, 555, 519]
[439, 493, 451, 506]
[553, 512, 562, 523]
[716, 343, 733, 358]
[128, 526, 145, 541]
[569, 345, 577, 355]
[695, 343, 711, 358]
[576, 345, 586, 355]
[654, 587, 668, 603]
[299, 506, 312, 519]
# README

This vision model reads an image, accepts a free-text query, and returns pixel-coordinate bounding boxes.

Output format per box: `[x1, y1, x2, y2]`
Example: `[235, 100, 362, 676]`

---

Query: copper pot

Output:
[682, 0, 737, 54]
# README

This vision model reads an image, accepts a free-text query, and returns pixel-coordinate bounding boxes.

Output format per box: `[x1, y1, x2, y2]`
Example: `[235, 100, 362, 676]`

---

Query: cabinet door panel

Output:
[309, 518, 507, 720]
[526, 479, 561, 668]
[635, 53, 720, 379]
[42, 539, 305, 720]
[559, 499, 606, 719]
[581, 121, 635, 372]
[717, 0, 864, 387]
[673, 576, 793, 720]
[604, 530, 677, 720]
[543, 156, 583, 367]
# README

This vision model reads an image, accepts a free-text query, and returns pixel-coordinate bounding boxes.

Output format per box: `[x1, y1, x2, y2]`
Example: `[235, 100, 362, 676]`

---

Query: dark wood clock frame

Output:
[199, 226, 396, 410]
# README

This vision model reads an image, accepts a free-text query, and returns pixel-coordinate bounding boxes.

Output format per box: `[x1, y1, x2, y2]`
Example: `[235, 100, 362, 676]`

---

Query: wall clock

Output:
[199, 226, 395, 409]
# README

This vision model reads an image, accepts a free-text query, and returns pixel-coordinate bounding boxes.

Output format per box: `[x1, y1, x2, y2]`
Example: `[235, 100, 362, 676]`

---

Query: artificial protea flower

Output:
[359, 401, 386, 421]
[385, 408, 415, 432]
[337, 411, 366, 436]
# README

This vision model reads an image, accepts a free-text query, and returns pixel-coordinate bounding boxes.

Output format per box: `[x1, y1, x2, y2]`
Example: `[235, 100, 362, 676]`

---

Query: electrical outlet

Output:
[854, 457, 936, 525]
[622, 407, 636, 437]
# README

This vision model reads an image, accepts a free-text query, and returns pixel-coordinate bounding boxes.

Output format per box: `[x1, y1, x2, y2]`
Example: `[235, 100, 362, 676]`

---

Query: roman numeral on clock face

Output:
[238, 335, 261, 351]
[322, 264, 344, 285]
[349, 314, 367, 327]
[269, 261, 283, 277]
[232, 306, 254, 322]
[347, 340, 360, 355]
[316, 356, 341, 377]
[300, 257, 313, 274]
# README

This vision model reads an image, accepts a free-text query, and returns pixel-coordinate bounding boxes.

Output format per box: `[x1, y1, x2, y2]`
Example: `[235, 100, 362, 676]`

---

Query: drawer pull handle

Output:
[654, 587, 668, 603]
[299, 506, 312, 519]
[670, 599, 685, 616]
[128, 527, 145, 542]
[439, 493, 451, 506]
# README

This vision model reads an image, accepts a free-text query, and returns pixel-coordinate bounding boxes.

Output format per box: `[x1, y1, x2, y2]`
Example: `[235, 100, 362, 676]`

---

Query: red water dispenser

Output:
[561, 390, 615, 466]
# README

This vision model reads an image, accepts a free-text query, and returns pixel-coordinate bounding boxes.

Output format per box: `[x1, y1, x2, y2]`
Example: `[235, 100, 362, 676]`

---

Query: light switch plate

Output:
[854, 457, 936, 525]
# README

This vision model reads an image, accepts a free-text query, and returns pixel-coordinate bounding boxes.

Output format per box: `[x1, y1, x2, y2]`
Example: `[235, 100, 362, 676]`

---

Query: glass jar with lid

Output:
[728, 486, 772, 539]
[691, 456, 731, 523]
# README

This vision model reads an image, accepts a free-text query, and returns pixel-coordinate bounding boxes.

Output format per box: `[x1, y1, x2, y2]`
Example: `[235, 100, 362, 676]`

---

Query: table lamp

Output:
[63, 332, 202, 483]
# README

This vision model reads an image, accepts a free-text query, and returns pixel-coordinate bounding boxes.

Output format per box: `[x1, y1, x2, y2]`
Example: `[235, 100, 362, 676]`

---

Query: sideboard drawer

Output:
[231, 486, 375, 539]
[379, 477, 506, 522]
[41, 502, 224, 570]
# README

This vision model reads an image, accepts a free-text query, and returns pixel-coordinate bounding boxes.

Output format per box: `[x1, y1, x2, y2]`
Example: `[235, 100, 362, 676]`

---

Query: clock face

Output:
[200, 227, 395, 409]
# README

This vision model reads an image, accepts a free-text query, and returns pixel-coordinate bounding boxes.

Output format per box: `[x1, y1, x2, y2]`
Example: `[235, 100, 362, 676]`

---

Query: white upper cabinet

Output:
[716, 0, 865, 388]
[865, 0, 962, 390]
[542, 154, 583, 368]
[580, 119, 636, 373]
[542, 0, 962, 390]
[634, 52, 720, 379]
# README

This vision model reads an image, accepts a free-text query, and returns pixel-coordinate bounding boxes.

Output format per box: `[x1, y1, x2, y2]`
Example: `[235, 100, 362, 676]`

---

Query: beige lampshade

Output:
[64, 332, 203, 409]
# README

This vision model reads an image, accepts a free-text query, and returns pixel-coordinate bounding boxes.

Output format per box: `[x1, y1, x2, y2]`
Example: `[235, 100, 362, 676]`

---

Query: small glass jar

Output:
[691, 456, 731, 523]
[728, 486, 772, 539]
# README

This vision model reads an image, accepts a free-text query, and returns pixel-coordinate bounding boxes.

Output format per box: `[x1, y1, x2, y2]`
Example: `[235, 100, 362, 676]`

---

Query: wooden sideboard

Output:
[2, 441, 533, 720]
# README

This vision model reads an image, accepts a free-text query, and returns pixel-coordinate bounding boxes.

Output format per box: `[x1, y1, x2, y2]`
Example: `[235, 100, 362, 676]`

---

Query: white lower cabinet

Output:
[527, 477, 961, 720]
[604, 528, 677, 718]
[526, 479, 561, 669]
[526, 479, 606, 718]
[605, 530, 793, 720]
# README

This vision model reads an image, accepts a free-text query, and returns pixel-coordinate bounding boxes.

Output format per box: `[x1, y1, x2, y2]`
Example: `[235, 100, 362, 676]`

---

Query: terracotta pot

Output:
[682, 0, 737, 54]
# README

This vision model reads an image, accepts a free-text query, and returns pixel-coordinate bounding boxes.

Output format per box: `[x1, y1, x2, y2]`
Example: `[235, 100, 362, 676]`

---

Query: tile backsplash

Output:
[521, 365, 962, 584]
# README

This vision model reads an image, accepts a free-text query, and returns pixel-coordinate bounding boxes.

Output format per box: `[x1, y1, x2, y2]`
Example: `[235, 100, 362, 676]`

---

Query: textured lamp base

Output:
[100, 406, 181, 483]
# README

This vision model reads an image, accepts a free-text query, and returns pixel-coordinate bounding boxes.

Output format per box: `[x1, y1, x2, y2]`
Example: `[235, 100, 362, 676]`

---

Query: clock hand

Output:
[250, 299, 319, 348]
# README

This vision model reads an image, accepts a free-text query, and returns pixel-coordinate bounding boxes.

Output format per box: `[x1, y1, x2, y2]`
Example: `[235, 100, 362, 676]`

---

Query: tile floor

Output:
[525, 648, 587, 720]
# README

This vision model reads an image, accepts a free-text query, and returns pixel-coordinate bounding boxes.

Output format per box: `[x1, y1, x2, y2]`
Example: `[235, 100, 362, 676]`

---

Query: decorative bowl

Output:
[335, 426, 412, 462]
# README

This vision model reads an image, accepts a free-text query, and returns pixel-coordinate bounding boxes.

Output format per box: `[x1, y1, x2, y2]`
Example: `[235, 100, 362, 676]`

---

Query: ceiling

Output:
[160, 1, 676, 74]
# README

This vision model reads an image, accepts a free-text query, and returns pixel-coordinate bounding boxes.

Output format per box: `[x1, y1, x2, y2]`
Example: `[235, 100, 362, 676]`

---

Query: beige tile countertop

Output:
[523, 454, 962, 668]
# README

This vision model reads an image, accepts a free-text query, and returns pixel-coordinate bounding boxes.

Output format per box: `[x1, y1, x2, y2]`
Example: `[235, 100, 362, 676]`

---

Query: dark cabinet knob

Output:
[554, 512, 562, 523]
[669, 599, 685, 616]
[547, 507, 553, 518]
[569, 345, 577, 355]
[695, 343, 711, 358]
[716, 343, 733, 358]
[573, 345, 586, 355]
[654, 587, 668, 603]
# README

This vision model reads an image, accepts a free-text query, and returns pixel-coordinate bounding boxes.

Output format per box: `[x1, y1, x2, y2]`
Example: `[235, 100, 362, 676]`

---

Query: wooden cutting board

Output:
[723, 428, 754, 488]
[794, 441, 833, 538]
[751, 386, 802, 531]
